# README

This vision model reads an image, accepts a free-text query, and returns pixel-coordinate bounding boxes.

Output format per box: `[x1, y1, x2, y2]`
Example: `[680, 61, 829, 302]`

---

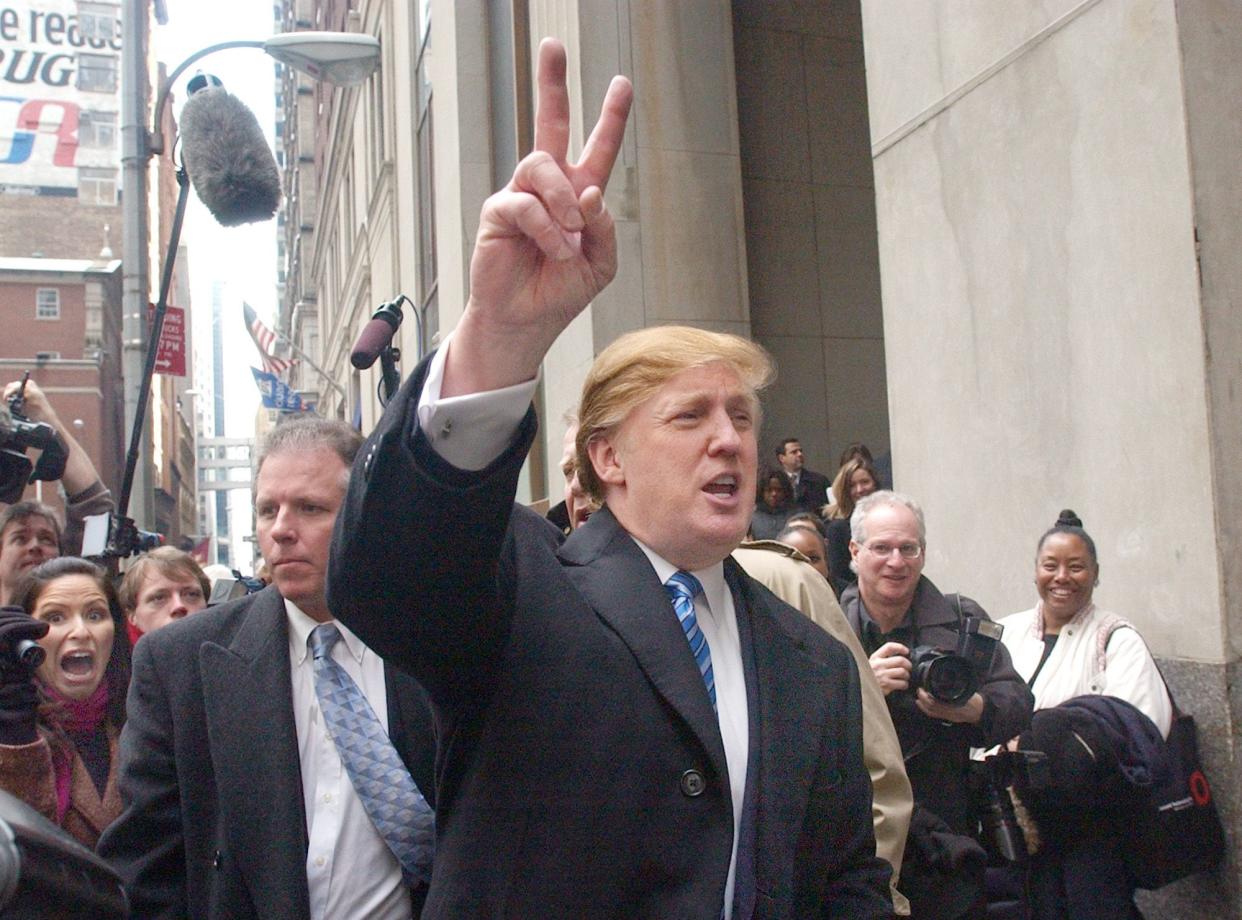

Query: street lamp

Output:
[118, 22, 380, 538]
[147, 32, 381, 155]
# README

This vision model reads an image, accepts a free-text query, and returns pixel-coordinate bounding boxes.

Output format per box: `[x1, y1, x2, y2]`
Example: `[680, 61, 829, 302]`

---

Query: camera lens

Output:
[920, 654, 975, 704]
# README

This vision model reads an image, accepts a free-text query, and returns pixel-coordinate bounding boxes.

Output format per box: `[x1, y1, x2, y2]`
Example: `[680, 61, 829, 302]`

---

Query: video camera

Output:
[0, 378, 69, 505]
[80, 512, 164, 562]
[908, 616, 1004, 704]
[974, 748, 1050, 863]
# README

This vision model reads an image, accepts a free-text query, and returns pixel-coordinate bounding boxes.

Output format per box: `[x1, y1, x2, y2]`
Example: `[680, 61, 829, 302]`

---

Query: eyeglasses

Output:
[862, 541, 923, 560]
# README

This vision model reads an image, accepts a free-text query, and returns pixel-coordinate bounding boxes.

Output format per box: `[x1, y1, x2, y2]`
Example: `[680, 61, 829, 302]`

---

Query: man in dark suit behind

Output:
[326, 38, 890, 920]
[776, 437, 832, 514]
[98, 418, 436, 919]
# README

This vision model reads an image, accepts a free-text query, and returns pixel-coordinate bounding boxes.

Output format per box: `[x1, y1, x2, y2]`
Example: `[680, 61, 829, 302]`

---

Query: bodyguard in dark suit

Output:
[98, 419, 436, 919]
[327, 38, 890, 920]
[775, 438, 832, 513]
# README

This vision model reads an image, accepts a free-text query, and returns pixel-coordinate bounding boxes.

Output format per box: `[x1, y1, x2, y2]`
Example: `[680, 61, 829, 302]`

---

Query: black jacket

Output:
[97, 586, 436, 919]
[841, 577, 1034, 834]
[327, 355, 892, 919]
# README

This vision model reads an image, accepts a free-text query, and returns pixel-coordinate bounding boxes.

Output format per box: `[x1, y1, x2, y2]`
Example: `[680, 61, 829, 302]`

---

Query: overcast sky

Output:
[155, 1, 279, 570]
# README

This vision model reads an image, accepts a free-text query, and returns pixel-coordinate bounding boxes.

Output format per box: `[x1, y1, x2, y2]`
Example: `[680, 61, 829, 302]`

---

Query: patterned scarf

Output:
[45, 682, 109, 824]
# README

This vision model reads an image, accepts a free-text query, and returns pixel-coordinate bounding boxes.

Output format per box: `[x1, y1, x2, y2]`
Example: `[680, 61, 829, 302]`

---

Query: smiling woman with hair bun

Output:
[998, 510, 1173, 919]
[0, 556, 130, 846]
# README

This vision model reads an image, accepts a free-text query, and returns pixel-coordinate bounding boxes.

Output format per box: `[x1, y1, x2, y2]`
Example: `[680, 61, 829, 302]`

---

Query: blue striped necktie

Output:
[664, 571, 716, 709]
[309, 623, 435, 886]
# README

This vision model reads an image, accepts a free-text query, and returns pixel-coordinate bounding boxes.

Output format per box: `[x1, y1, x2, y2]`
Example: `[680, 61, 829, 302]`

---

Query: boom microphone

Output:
[178, 76, 282, 227]
[350, 300, 405, 369]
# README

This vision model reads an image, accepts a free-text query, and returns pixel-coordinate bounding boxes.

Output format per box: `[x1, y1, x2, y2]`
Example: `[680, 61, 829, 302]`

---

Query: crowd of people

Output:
[738, 439, 1179, 918]
[0, 35, 1206, 920]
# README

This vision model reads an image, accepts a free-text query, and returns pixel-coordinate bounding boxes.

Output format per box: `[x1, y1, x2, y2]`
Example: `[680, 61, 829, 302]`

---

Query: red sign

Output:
[148, 303, 187, 376]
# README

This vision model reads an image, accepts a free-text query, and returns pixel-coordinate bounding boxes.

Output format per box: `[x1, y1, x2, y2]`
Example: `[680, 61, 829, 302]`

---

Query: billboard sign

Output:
[0, 1, 122, 195]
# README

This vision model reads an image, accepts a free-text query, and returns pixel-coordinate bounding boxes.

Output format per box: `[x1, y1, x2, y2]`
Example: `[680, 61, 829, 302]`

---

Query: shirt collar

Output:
[629, 536, 729, 619]
[285, 598, 368, 666]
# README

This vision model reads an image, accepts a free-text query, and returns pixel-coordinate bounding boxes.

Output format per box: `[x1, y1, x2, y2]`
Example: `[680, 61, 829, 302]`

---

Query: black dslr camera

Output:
[0, 378, 69, 505]
[908, 616, 1003, 704]
[975, 748, 1050, 863]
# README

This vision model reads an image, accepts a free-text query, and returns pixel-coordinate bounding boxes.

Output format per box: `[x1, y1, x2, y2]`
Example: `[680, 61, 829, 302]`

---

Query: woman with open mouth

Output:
[0, 556, 131, 846]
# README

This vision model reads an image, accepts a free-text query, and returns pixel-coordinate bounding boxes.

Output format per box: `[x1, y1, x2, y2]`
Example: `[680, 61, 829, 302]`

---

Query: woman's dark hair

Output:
[785, 511, 827, 537]
[837, 441, 874, 470]
[1036, 509, 1098, 565]
[14, 556, 131, 730]
[756, 468, 793, 506]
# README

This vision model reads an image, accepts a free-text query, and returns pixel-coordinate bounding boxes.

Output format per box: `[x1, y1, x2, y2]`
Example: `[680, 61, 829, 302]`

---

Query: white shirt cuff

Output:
[415, 332, 540, 471]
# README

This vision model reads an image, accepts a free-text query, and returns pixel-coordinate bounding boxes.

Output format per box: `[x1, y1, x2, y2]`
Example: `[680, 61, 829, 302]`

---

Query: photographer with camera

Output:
[841, 491, 1033, 920]
[0, 379, 114, 605]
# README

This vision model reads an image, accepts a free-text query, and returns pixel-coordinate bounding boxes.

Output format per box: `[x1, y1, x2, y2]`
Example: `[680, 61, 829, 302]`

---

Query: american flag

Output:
[243, 302, 293, 376]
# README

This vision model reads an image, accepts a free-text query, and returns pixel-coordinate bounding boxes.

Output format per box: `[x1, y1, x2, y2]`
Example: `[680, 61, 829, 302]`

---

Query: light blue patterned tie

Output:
[310, 624, 435, 887]
[664, 571, 716, 710]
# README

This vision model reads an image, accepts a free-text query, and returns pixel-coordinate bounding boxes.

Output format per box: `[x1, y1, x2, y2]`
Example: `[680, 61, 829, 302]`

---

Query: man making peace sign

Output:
[329, 38, 891, 919]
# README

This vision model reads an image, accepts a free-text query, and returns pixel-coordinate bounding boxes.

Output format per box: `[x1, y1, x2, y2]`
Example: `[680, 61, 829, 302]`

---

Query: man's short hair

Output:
[576, 325, 774, 502]
[118, 546, 211, 612]
[254, 416, 364, 487]
[850, 490, 927, 546]
[0, 501, 63, 552]
[776, 438, 800, 457]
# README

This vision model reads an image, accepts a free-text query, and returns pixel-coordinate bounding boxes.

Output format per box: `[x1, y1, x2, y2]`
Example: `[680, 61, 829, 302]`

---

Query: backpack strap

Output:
[1094, 613, 1181, 715]
[1093, 613, 1134, 679]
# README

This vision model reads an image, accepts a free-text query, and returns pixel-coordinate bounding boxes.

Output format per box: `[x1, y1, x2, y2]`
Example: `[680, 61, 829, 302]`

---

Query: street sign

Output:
[149, 303, 186, 376]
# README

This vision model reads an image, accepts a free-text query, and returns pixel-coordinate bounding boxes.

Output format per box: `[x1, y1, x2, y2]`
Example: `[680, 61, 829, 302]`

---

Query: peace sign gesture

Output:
[443, 38, 633, 396]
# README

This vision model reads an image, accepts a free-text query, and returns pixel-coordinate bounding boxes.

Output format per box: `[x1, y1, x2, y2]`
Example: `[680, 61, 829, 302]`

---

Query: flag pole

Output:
[274, 332, 347, 400]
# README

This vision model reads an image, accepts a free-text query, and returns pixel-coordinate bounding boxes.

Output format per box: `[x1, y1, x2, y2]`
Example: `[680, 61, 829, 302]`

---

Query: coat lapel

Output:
[734, 570, 837, 888]
[200, 589, 309, 911]
[559, 508, 729, 781]
[384, 662, 437, 809]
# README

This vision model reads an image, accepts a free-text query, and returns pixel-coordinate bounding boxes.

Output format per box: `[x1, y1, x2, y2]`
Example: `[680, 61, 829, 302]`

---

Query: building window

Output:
[79, 110, 117, 149]
[77, 54, 118, 93]
[36, 289, 60, 320]
[413, 14, 436, 319]
[77, 2, 118, 42]
[79, 166, 118, 205]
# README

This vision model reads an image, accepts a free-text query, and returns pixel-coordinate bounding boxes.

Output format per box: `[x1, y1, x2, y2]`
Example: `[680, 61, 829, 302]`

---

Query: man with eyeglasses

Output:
[840, 491, 1032, 920]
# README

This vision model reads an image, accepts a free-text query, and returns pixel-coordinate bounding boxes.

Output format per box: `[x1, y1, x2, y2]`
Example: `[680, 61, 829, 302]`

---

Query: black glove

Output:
[0, 607, 48, 746]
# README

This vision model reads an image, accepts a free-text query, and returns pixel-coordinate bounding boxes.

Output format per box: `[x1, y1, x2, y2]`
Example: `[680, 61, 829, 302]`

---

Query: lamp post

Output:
[118, 8, 379, 531]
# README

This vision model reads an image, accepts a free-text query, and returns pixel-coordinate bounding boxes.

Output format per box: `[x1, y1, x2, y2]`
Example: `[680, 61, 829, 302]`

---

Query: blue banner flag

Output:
[251, 367, 305, 411]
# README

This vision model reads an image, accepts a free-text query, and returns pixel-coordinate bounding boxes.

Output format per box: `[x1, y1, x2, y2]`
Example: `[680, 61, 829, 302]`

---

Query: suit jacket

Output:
[327, 360, 891, 919]
[782, 468, 831, 514]
[96, 586, 436, 920]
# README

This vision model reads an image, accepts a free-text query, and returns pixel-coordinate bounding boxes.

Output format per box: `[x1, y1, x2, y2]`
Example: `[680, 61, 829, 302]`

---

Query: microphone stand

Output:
[377, 343, 401, 407]
[116, 165, 190, 526]
[371, 293, 428, 407]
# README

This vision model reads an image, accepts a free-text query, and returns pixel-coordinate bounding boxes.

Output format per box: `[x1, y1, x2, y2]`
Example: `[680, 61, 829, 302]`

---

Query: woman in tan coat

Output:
[0, 557, 130, 846]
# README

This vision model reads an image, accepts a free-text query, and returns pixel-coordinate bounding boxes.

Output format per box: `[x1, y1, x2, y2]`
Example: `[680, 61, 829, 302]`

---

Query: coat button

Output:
[680, 769, 706, 797]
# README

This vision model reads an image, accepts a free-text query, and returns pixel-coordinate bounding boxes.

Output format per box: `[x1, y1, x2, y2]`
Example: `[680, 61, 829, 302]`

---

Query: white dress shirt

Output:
[285, 601, 412, 920]
[416, 337, 748, 917]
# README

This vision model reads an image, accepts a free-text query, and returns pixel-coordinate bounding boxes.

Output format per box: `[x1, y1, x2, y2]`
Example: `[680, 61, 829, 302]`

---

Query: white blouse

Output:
[999, 603, 1173, 738]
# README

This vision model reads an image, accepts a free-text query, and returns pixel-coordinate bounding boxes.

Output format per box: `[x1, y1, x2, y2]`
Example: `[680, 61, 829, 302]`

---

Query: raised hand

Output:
[444, 38, 633, 396]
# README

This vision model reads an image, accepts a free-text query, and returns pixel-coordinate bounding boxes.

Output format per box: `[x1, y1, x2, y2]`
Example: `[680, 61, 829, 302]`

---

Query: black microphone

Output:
[178, 76, 282, 227]
[350, 300, 405, 370]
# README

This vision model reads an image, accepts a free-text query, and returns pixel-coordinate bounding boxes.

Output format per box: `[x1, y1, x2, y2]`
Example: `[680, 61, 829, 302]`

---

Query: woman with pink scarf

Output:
[0, 557, 130, 846]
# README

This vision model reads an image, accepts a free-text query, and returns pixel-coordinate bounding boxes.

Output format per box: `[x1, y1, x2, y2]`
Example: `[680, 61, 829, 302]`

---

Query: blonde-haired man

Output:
[330, 38, 890, 919]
